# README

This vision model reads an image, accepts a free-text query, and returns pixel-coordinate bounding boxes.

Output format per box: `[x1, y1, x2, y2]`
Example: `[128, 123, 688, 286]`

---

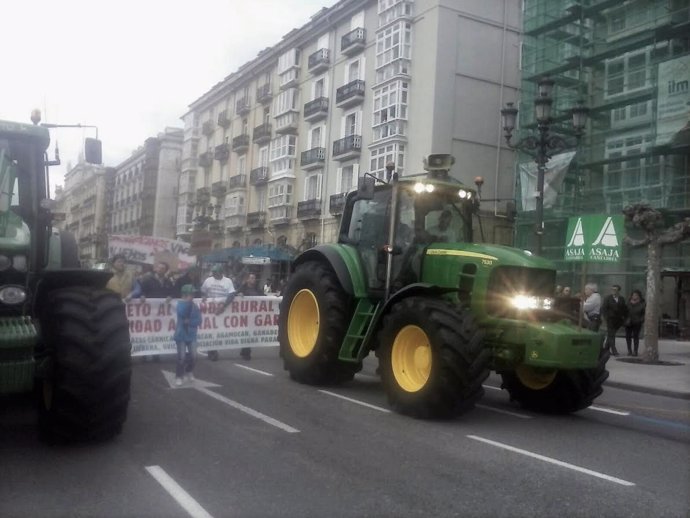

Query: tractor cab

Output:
[338, 155, 475, 294]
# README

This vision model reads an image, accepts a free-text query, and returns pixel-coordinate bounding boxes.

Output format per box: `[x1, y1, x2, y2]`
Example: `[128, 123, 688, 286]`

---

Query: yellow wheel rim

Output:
[516, 365, 557, 390]
[391, 325, 432, 392]
[287, 289, 320, 358]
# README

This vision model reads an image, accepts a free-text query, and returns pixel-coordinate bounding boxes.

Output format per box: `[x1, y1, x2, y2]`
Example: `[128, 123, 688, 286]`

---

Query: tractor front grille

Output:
[485, 266, 555, 319]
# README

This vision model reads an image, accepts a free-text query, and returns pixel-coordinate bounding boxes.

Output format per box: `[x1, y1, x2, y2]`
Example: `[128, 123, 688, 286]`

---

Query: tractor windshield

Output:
[0, 140, 22, 238]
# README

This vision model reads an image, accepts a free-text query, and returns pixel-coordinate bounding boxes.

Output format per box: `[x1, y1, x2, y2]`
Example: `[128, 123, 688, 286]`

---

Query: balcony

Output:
[228, 174, 247, 190]
[247, 211, 267, 228]
[269, 206, 292, 226]
[196, 187, 211, 205]
[211, 181, 227, 198]
[250, 167, 269, 185]
[202, 120, 214, 136]
[236, 98, 250, 116]
[300, 147, 326, 170]
[329, 192, 347, 215]
[336, 80, 365, 109]
[214, 143, 230, 162]
[256, 83, 272, 104]
[308, 48, 330, 74]
[275, 112, 298, 135]
[304, 97, 329, 123]
[332, 135, 362, 161]
[198, 151, 213, 168]
[225, 214, 246, 232]
[232, 134, 250, 153]
[279, 69, 299, 90]
[341, 27, 366, 56]
[297, 199, 321, 220]
[253, 123, 272, 144]
[217, 110, 231, 128]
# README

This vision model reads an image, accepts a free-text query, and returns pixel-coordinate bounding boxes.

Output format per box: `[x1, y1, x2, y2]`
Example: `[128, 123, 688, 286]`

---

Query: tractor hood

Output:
[424, 242, 555, 269]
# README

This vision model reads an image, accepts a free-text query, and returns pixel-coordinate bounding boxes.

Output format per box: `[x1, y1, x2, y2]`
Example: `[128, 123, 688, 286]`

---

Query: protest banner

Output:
[127, 296, 281, 356]
[108, 234, 196, 269]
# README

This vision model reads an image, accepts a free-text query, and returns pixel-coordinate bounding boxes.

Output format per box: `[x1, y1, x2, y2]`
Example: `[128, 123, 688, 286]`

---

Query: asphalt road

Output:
[1, 347, 689, 518]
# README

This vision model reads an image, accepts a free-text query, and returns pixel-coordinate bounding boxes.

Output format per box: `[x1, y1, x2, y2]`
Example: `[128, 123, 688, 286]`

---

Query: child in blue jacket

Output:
[174, 284, 202, 386]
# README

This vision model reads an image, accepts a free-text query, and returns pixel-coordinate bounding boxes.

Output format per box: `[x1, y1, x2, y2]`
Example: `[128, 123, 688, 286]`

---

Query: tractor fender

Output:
[292, 245, 367, 298]
[373, 283, 459, 330]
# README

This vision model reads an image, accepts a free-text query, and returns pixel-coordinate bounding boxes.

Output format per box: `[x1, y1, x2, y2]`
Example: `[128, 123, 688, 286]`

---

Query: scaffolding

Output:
[516, 0, 690, 289]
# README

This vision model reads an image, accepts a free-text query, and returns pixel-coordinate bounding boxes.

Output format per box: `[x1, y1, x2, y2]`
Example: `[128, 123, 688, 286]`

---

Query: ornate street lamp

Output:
[500, 76, 589, 256]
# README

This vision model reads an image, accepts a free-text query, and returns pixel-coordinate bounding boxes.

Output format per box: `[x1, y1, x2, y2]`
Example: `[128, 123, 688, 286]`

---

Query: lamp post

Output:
[501, 77, 589, 256]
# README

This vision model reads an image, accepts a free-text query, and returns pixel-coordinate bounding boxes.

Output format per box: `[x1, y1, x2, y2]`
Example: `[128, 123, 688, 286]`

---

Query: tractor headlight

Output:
[12, 255, 27, 272]
[510, 294, 554, 311]
[0, 255, 11, 271]
[414, 182, 435, 193]
[0, 285, 27, 305]
[458, 189, 468, 199]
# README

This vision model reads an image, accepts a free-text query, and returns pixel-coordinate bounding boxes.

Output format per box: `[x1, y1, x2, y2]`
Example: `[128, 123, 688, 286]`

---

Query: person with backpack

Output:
[174, 284, 202, 386]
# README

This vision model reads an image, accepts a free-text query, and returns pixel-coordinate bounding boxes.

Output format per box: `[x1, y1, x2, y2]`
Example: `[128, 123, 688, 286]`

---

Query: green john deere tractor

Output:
[0, 113, 131, 441]
[279, 155, 608, 418]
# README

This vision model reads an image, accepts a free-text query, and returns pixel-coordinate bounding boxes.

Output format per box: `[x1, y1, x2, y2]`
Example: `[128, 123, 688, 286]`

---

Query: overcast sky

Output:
[0, 0, 337, 192]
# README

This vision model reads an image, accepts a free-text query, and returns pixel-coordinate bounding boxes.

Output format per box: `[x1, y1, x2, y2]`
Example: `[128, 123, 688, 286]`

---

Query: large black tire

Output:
[37, 287, 132, 442]
[499, 350, 610, 414]
[278, 261, 360, 384]
[376, 297, 490, 419]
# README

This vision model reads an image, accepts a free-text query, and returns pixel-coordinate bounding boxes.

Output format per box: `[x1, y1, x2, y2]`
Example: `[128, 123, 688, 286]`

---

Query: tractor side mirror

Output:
[84, 138, 103, 165]
[357, 176, 375, 200]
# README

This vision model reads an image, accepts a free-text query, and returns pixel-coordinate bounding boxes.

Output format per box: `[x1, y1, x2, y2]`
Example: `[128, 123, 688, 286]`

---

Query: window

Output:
[268, 182, 293, 207]
[241, 119, 248, 135]
[310, 126, 323, 148]
[317, 33, 329, 50]
[313, 77, 326, 99]
[375, 22, 411, 84]
[304, 173, 322, 200]
[373, 81, 408, 141]
[263, 106, 271, 125]
[605, 51, 649, 98]
[278, 48, 300, 73]
[343, 111, 361, 137]
[225, 194, 245, 217]
[337, 164, 359, 193]
[237, 155, 246, 176]
[347, 59, 361, 82]
[370, 143, 405, 179]
[270, 135, 297, 176]
[274, 88, 299, 115]
[258, 146, 269, 168]
[378, 0, 412, 26]
[256, 187, 267, 211]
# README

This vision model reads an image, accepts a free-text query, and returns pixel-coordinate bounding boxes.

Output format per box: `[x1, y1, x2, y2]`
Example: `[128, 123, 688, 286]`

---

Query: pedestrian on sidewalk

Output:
[582, 283, 602, 332]
[174, 284, 202, 386]
[602, 284, 628, 356]
[624, 289, 646, 356]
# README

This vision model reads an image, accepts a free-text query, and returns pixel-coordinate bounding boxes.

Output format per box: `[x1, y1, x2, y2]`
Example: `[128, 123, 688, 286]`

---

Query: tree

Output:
[622, 204, 690, 362]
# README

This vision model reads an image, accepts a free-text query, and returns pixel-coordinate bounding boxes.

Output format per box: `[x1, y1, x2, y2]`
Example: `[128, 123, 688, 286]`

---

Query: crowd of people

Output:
[104, 254, 286, 383]
[554, 282, 647, 356]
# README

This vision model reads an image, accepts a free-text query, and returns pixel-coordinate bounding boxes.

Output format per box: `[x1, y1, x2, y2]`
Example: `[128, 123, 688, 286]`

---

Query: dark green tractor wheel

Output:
[278, 261, 360, 384]
[37, 287, 132, 442]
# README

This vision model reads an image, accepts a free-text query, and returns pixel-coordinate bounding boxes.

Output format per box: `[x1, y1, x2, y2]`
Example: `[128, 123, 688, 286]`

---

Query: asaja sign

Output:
[564, 214, 624, 263]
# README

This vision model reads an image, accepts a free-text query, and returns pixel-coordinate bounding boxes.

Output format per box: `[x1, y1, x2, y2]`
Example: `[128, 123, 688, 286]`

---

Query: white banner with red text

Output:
[127, 296, 281, 356]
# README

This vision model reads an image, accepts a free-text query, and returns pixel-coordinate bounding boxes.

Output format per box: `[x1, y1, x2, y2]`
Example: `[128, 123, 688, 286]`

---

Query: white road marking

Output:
[476, 404, 533, 419]
[196, 386, 299, 433]
[145, 465, 214, 518]
[233, 363, 274, 376]
[467, 435, 635, 487]
[588, 405, 630, 416]
[355, 373, 380, 381]
[319, 390, 391, 413]
[482, 384, 502, 391]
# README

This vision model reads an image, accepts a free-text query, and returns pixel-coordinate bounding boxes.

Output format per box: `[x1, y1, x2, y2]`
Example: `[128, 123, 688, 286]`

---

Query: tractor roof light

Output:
[414, 182, 426, 193]
[458, 189, 468, 199]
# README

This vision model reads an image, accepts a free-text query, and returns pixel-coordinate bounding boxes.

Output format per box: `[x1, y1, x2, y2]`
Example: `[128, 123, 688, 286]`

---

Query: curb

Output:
[604, 380, 690, 401]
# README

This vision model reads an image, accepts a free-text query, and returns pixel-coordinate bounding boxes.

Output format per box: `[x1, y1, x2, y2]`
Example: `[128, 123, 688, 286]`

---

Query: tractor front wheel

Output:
[500, 350, 610, 413]
[376, 297, 489, 419]
[279, 261, 360, 384]
[37, 287, 132, 442]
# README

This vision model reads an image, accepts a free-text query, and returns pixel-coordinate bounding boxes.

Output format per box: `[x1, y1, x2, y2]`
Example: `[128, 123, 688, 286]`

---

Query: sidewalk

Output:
[604, 338, 690, 400]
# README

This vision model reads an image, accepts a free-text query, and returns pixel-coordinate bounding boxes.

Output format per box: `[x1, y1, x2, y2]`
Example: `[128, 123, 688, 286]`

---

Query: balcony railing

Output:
[300, 147, 326, 169]
[341, 28, 366, 55]
[236, 98, 250, 115]
[211, 181, 227, 198]
[247, 211, 267, 228]
[250, 167, 269, 185]
[329, 192, 347, 215]
[202, 120, 214, 136]
[256, 83, 272, 104]
[297, 199, 322, 219]
[336, 79, 365, 108]
[308, 48, 330, 73]
[198, 151, 213, 168]
[214, 143, 230, 162]
[304, 97, 329, 122]
[217, 110, 231, 128]
[232, 134, 250, 153]
[332, 135, 362, 159]
[228, 174, 247, 190]
[253, 123, 272, 144]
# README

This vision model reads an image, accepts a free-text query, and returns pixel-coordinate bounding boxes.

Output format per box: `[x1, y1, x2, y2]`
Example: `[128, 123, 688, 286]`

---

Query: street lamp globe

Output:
[534, 96, 553, 124]
[500, 102, 518, 138]
[537, 77, 555, 98]
[571, 101, 590, 135]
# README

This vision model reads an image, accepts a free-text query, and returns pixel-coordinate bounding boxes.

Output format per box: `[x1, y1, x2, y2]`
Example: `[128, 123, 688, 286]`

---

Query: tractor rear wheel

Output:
[279, 261, 360, 384]
[38, 287, 131, 442]
[376, 297, 489, 419]
[500, 350, 610, 413]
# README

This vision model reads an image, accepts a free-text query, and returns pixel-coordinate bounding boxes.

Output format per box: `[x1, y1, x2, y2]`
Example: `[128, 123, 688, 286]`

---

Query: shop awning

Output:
[203, 244, 295, 263]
